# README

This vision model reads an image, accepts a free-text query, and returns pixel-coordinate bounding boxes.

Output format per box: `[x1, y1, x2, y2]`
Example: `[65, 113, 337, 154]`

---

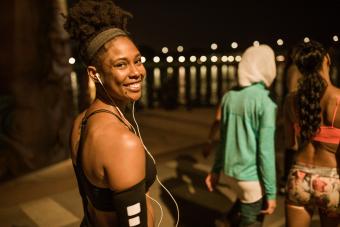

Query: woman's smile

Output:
[123, 80, 142, 92]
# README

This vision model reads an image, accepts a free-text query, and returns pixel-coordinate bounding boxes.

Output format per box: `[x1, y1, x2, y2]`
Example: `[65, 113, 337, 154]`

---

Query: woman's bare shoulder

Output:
[330, 86, 340, 97]
[70, 110, 87, 163]
[324, 87, 340, 125]
[89, 122, 146, 191]
[73, 111, 86, 130]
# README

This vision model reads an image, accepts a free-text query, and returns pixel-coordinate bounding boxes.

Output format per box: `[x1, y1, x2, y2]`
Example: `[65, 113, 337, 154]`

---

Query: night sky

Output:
[115, 1, 340, 53]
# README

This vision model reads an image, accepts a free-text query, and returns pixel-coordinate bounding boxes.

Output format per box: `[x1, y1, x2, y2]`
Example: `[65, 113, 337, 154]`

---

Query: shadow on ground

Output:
[160, 154, 233, 227]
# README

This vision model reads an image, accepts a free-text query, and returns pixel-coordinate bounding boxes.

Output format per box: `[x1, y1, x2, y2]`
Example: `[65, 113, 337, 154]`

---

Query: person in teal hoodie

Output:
[205, 44, 277, 226]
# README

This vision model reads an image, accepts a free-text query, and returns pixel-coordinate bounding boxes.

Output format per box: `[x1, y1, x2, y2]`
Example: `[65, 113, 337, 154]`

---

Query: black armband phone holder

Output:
[113, 179, 147, 227]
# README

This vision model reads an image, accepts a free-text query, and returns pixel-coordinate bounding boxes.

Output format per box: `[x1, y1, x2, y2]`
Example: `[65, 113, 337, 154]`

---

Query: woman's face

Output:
[99, 36, 146, 103]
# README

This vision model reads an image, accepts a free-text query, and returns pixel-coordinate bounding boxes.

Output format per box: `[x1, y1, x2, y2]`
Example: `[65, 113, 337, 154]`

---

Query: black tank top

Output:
[73, 109, 157, 211]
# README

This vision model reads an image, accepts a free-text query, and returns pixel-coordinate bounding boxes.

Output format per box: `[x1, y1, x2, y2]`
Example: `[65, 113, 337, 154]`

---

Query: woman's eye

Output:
[115, 63, 126, 68]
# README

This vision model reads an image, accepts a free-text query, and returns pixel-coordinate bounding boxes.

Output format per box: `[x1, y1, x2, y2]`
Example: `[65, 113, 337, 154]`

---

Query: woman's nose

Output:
[129, 64, 143, 78]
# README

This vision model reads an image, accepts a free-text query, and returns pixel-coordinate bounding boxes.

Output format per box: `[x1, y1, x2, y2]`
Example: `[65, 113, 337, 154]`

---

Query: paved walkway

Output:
[0, 107, 321, 227]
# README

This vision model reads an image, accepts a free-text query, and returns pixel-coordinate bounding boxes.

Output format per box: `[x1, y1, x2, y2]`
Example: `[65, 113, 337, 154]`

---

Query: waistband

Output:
[291, 163, 339, 178]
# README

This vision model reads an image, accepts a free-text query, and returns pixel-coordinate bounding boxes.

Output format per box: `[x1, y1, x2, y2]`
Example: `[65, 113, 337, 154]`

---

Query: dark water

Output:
[142, 63, 286, 109]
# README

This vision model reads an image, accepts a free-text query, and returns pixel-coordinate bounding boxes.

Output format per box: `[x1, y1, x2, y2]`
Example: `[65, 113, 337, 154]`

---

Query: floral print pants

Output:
[286, 164, 340, 217]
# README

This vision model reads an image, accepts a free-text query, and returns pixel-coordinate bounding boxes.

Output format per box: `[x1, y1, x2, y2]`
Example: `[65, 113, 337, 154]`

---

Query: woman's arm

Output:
[97, 125, 149, 227]
[283, 93, 298, 150]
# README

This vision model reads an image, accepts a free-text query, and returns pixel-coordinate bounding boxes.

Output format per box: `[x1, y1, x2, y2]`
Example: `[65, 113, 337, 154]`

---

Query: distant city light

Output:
[253, 41, 260, 47]
[68, 57, 76, 64]
[304, 37, 310, 43]
[177, 45, 184, 52]
[153, 56, 160, 63]
[178, 56, 185, 63]
[166, 56, 174, 63]
[141, 56, 146, 63]
[276, 55, 285, 62]
[200, 56, 207, 62]
[190, 56, 197, 62]
[211, 43, 218, 50]
[221, 56, 228, 62]
[277, 39, 284, 46]
[333, 35, 339, 42]
[231, 42, 238, 49]
[167, 67, 174, 74]
[235, 56, 242, 62]
[228, 56, 235, 62]
[162, 47, 169, 54]
[211, 56, 218, 62]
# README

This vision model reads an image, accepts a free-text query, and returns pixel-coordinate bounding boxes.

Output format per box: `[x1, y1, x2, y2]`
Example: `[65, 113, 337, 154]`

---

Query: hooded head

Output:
[237, 44, 276, 87]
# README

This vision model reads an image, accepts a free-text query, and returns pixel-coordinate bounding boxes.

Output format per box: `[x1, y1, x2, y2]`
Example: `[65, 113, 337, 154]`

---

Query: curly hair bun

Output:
[64, 0, 132, 44]
[294, 40, 326, 75]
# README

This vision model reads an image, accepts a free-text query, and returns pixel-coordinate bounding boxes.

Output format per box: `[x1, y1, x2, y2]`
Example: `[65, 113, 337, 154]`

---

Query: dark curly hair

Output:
[294, 40, 328, 145]
[63, 0, 132, 64]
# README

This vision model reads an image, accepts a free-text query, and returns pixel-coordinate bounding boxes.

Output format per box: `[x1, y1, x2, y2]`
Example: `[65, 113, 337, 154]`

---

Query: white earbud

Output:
[95, 73, 104, 86]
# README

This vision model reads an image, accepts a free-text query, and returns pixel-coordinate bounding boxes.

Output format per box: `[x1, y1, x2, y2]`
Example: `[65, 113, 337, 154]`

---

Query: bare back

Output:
[286, 86, 340, 168]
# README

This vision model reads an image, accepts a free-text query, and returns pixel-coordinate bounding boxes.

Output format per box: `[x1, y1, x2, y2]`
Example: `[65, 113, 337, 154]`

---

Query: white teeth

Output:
[126, 82, 141, 91]
[129, 83, 140, 88]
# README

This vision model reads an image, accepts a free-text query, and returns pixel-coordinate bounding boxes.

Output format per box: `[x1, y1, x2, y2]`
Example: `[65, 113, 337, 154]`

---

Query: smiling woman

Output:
[88, 36, 146, 104]
[64, 0, 156, 226]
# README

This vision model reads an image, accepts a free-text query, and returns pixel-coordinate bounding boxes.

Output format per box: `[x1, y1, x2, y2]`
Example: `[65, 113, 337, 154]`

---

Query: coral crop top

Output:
[313, 97, 340, 145]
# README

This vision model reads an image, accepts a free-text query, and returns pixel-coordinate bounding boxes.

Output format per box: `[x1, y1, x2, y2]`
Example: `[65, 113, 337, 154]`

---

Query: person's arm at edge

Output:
[205, 101, 224, 192]
[203, 102, 222, 157]
[258, 98, 277, 215]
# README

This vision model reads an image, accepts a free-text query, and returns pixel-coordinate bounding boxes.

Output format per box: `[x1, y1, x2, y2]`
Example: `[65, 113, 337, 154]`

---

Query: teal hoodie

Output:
[212, 82, 277, 200]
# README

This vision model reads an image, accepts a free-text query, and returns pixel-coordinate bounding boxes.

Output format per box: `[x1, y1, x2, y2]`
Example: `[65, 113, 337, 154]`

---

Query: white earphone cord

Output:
[132, 102, 179, 227]
[95, 74, 136, 133]
[96, 75, 179, 226]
